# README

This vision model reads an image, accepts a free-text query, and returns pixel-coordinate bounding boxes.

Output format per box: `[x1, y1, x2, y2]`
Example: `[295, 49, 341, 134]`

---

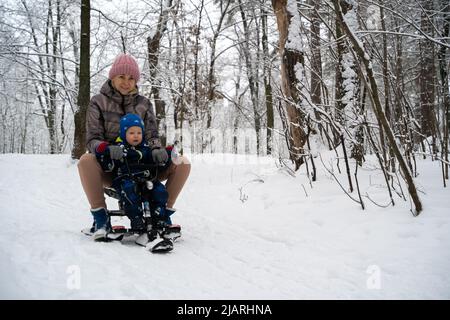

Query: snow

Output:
[0, 152, 449, 299]
[341, 51, 358, 112]
[286, 0, 303, 52]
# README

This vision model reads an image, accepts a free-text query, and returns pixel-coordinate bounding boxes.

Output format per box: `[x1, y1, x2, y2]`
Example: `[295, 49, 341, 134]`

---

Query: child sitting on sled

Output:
[95, 113, 177, 231]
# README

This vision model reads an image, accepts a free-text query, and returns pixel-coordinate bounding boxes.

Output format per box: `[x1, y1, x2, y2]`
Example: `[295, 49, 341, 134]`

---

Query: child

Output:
[96, 113, 176, 231]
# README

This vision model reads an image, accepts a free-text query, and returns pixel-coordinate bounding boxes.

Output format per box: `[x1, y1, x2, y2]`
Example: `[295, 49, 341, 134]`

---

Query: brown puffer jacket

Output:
[86, 80, 161, 153]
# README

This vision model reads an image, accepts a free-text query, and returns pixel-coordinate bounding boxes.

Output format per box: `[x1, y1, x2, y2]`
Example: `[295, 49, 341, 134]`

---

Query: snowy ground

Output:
[0, 152, 449, 299]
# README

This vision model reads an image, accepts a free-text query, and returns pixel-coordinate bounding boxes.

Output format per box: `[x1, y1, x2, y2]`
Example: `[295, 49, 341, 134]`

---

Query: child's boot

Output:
[91, 207, 111, 241]
[162, 208, 179, 228]
[126, 205, 145, 231]
[160, 207, 181, 240]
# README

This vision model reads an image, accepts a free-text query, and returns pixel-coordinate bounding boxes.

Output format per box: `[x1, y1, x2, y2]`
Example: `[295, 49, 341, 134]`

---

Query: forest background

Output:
[1, 0, 449, 215]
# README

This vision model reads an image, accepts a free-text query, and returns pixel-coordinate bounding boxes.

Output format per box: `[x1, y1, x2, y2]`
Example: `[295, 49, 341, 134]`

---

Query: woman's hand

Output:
[151, 148, 168, 165]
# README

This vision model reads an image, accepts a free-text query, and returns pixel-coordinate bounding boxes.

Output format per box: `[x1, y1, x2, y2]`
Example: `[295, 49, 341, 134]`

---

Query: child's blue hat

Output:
[119, 113, 145, 143]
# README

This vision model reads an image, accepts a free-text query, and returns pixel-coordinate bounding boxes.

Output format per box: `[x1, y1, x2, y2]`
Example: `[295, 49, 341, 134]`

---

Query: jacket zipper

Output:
[121, 94, 125, 115]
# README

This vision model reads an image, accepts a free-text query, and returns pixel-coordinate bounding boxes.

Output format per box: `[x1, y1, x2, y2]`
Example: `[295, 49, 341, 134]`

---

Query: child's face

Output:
[125, 126, 143, 146]
[112, 74, 136, 95]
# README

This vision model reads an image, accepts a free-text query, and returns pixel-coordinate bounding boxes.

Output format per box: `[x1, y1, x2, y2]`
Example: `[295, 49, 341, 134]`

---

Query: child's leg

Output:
[158, 156, 191, 208]
[120, 179, 145, 229]
[78, 153, 113, 209]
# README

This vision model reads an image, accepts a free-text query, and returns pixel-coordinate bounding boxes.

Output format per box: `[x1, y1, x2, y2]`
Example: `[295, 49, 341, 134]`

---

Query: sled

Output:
[82, 162, 181, 253]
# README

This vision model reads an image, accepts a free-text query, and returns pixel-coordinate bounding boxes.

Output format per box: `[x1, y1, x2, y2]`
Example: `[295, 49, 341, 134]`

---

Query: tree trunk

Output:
[334, 0, 349, 130]
[193, 0, 204, 123]
[335, 0, 363, 165]
[419, 0, 437, 144]
[309, 0, 323, 115]
[22, 0, 62, 154]
[272, 0, 307, 170]
[206, 0, 231, 131]
[72, 0, 90, 159]
[379, 1, 394, 171]
[238, 0, 262, 155]
[147, 0, 173, 147]
[333, 0, 422, 215]
[46, 0, 59, 154]
[171, 2, 187, 150]
[262, 4, 274, 155]
[393, 13, 404, 125]
[438, 0, 449, 179]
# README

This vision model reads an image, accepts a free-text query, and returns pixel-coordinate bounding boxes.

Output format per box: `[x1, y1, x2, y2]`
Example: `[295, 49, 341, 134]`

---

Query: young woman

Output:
[77, 53, 190, 241]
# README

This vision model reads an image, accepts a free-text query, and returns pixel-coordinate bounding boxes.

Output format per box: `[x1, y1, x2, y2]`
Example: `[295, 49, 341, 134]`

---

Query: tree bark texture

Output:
[272, 0, 307, 170]
[72, 0, 90, 159]
[419, 0, 437, 140]
[262, 5, 274, 155]
[147, 0, 173, 147]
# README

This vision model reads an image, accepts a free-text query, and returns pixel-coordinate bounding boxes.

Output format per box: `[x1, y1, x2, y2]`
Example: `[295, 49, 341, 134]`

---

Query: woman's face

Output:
[112, 74, 136, 95]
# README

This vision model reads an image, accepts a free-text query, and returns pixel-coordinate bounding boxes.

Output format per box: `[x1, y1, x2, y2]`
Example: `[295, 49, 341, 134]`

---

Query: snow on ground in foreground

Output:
[0, 152, 449, 299]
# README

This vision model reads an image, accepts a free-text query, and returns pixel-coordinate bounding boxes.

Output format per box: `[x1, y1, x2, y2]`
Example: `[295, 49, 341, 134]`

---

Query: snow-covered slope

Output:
[0, 153, 449, 299]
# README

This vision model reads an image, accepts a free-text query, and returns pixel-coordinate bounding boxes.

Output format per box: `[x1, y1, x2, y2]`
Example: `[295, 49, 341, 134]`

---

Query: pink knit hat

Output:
[108, 53, 140, 82]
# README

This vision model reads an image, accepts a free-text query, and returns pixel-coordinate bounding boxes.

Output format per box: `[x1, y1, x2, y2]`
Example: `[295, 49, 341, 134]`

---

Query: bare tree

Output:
[309, 0, 323, 117]
[438, 0, 450, 180]
[272, 0, 307, 170]
[332, 0, 423, 215]
[147, 0, 174, 147]
[237, 0, 264, 155]
[261, 0, 275, 155]
[419, 0, 437, 150]
[72, 0, 90, 159]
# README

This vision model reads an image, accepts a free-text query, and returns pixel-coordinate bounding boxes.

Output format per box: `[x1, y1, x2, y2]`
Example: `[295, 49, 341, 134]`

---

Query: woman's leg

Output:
[77, 153, 112, 209]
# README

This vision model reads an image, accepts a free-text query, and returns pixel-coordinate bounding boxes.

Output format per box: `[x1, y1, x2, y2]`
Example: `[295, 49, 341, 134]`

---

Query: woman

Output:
[77, 53, 191, 240]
